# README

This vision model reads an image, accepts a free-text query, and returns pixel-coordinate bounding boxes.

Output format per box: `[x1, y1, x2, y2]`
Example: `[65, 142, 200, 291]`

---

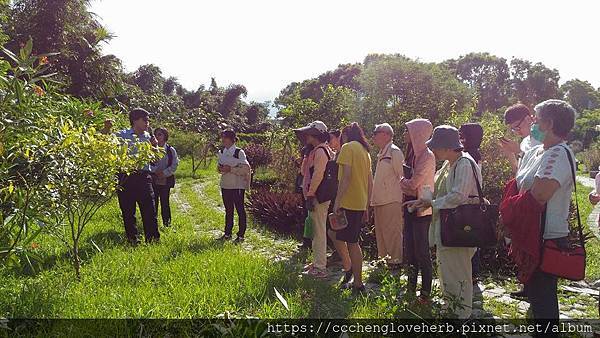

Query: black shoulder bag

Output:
[440, 157, 499, 248]
[309, 147, 338, 203]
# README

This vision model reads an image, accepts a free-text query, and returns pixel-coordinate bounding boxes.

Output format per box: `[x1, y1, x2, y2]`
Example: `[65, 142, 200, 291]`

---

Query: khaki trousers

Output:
[437, 246, 476, 319]
[374, 202, 404, 264]
[312, 200, 331, 270]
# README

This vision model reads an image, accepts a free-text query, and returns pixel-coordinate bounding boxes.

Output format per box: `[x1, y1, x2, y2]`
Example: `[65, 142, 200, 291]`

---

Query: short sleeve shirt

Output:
[337, 141, 372, 211]
[516, 142, 574, 239]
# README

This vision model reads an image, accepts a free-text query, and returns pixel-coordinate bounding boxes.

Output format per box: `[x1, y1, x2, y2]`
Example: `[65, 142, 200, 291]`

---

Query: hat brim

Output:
[425, 138, 463, 150]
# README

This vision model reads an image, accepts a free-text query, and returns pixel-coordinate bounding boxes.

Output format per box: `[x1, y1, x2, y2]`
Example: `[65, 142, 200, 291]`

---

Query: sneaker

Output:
[304, 268, 328, 279]
[339, 268, 353, 286]
[297, 243, 311, 251]
[233, 236, 245, 244]
[217, 234, 232, 241]
[303, 263, 314, 272]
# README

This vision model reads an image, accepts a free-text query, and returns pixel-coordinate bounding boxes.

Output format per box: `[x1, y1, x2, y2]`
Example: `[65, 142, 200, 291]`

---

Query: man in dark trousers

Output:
[115, 108, 160, 244]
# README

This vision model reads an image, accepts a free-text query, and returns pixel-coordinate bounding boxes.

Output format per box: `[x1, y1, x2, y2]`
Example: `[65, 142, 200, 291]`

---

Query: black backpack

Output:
[309, 147, 338, 203]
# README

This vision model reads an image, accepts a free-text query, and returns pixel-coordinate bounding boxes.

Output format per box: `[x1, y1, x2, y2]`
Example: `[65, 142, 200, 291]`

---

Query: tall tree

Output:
[6, 0, 123, 98]
[129, 64, 164, 94]
[443, 52, 510, 114]
[560, 79, 600, 113]
[510, 58, 560, 107]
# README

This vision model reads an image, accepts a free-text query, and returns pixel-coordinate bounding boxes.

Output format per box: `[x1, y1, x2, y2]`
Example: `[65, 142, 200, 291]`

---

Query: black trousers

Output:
[222, 189, 247, 238]
[117, 173, 160, 243]
[153, 184, 172, 226]
[404, 210, 433, 295]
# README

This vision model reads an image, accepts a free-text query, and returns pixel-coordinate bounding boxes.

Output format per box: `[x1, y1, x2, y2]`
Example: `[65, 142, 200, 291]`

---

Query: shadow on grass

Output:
[9, 229, 125, 278]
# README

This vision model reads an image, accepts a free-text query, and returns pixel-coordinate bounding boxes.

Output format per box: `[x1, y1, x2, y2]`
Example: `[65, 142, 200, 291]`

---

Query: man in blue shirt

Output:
[115, 108, 160, 244]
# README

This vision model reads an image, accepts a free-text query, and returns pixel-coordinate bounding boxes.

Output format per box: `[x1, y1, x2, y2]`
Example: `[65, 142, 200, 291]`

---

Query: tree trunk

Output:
[73, 240, 81, 281]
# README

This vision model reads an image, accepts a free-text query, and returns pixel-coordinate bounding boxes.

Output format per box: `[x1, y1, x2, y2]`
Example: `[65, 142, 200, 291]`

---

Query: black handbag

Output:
[309, 147, 338, 204]
[440, 157, 499, 248]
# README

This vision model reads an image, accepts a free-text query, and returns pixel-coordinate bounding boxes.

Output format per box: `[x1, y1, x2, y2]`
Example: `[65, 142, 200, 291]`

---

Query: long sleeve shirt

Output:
[429, 153, 482, 247]
[371, 142, 404, 206]
[218, 145, 251, 190]
[151, 144, 179, 177]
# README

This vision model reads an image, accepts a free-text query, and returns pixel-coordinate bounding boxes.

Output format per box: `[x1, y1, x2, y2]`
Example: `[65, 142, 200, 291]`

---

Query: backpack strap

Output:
[234, 148, 241, 159]
[316, 146, 331, 161]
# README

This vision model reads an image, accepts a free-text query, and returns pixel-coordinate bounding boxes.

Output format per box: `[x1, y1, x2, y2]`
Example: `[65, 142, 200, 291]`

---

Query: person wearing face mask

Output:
[405, 125, 481, 319]
[499, 103, 542, 175]
[500, 100, 577, 322]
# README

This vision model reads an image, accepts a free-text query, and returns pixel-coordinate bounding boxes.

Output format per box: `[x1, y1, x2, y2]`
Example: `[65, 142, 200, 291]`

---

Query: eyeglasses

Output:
[510, 115, 528, 132]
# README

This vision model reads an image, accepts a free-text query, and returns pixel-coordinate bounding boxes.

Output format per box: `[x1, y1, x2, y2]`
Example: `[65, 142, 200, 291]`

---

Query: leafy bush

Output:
[168, 130, 217, 178]
[246, 189, 305, 235]
[580, 144, 600, 173]
[237, 132, 271, 147]
[251, 167, 288, 191]
[0, 40, 157, 278]
[243, 143, 273, 168]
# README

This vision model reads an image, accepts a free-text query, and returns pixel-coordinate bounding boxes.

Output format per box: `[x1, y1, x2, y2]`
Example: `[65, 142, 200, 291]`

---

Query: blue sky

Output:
[91, 0, 600, 103]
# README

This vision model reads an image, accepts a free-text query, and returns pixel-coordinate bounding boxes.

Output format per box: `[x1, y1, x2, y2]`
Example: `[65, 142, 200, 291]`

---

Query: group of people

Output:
[292, 99, 587, 320]
[113, 100, 595, 321]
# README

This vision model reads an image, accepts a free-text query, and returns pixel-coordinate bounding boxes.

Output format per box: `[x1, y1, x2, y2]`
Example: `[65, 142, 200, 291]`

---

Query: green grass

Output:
[1, 159, 598, 327]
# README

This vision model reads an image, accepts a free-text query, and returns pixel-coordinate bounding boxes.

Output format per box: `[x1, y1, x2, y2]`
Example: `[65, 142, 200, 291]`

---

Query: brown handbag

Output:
[440, 158, 499, 248]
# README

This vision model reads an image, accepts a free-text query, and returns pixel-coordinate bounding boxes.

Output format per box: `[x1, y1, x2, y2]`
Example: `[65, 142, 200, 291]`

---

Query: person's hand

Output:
[221, 165, 231, 173]
[403, 199, 431, 210]
[333, 200, 341, 214]
[498, 138, 520, 155]
[362, 208, 370, 223]
[590, 192, 600, 205]
[306, 196, 316, 212]
[156, 170, 165, 178]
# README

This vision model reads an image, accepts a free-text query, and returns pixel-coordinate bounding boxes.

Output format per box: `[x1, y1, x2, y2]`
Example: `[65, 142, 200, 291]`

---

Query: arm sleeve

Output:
[336, 144, 352, 167]
[163, 147, 180, 177]
[308, 149, 328, 196]
[534, 148, 571, 188]
[230, 150, 251, 176]
[400, 154, 434, 192]
[391, 148, 405, 181]
[432, 159, 475, 210]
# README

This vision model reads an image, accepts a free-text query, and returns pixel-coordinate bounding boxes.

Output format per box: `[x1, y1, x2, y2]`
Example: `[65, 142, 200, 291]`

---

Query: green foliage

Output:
[579, 143, 600, 173]
[358, 54, 474, 131]
[572, 109, 600, 148]
[6, 0, 124, 98]
[0, 41, 157, 278]
[509, 58, 560, 107]
[560, 79, 600, 113]
[168, 130, 216, 178]
[443, 52, 511, 113]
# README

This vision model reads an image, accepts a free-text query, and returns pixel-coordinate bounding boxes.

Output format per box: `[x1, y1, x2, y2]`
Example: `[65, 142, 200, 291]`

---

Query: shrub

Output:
[243, 143, 273, 168]
[251, 167, 288, 191]
[237, 132, 271, 147]
[246, 189, 305, 235]
[580, 144, 600, 173]
[169, 130, 217, 178]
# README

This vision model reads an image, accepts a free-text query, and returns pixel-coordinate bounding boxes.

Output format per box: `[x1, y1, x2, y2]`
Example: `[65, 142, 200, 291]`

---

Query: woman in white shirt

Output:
[514, 99, 577, 320]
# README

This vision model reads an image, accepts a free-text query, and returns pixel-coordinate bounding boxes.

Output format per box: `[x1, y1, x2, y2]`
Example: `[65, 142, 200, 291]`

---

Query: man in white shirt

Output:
[499, 103, 542, 174]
